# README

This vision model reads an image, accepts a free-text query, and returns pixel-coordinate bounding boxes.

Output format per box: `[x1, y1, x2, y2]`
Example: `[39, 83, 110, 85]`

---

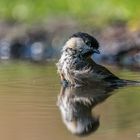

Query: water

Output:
[0, 61, 139, 140]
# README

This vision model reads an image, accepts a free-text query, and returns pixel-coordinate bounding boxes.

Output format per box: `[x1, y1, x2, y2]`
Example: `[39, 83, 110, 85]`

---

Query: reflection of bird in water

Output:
[57, 32, 139, 87]
[57, 84, 119, 136]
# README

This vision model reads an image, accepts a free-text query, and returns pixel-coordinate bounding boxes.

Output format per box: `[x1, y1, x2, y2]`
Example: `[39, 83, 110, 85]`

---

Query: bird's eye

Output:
[85, 40, 91, 47]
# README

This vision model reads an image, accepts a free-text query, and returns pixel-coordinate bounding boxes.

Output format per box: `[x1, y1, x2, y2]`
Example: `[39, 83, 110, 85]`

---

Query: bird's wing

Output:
[92, 63, 119, 81]
[73, 58, 119, 84]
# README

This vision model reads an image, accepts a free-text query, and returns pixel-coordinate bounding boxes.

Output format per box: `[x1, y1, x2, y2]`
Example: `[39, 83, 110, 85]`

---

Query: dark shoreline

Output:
[0, 21, 139, 69]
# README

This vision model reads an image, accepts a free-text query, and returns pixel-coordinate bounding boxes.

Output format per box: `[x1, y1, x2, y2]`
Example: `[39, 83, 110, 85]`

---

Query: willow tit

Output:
[57, 32, 139, 87]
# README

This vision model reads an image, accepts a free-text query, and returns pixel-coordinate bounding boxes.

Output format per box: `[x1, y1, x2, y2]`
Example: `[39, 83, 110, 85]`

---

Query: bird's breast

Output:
[59, 54, 74, 82]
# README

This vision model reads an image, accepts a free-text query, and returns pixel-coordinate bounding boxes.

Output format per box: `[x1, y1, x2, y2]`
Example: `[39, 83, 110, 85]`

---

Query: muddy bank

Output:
[0, 21, 139, 69]
[95, 24, 140, 70]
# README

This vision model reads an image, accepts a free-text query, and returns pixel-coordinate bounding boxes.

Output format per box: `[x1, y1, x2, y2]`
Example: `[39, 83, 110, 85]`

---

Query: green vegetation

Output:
[0, 0, 139, 27]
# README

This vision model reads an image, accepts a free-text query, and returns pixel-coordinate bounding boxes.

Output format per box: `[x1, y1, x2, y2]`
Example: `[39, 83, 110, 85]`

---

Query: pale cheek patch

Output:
[65, 37, 85, 49]
[76, 38, 85, 49]
[66, 38, 76, 49]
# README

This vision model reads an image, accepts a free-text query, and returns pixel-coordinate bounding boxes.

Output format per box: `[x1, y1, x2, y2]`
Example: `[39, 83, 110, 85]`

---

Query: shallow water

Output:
[0, 61, 139, 140]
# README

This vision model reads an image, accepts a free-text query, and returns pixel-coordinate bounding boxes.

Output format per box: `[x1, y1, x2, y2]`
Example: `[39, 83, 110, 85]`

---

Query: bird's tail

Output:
[119, 79, 140, 86]
[108, 79, 140, 87]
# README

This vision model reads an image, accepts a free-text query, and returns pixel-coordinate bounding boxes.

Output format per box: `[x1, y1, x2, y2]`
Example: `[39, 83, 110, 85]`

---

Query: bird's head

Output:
[63, 32, 100, 57]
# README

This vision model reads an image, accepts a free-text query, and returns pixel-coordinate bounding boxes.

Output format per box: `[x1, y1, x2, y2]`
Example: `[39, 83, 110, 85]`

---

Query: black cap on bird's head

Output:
[70, 32, 100, 55]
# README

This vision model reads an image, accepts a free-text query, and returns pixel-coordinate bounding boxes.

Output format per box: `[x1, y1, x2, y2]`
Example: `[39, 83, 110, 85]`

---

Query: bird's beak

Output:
[93, 49, 100, 54]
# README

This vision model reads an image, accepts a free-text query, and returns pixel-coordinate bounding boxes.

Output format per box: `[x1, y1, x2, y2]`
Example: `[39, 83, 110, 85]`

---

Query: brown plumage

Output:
[57, 32, 139, 87]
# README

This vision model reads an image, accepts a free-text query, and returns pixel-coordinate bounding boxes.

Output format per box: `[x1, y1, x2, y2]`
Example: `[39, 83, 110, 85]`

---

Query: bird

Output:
[56, 32, 139, 87]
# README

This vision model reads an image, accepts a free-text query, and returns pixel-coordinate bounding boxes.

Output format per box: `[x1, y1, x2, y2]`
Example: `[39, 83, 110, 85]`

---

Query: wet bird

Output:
[57, 32, 139, 87]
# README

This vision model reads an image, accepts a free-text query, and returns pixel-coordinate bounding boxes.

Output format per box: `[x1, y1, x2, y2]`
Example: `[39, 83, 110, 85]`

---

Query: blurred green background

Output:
[0, 0, 139, 28]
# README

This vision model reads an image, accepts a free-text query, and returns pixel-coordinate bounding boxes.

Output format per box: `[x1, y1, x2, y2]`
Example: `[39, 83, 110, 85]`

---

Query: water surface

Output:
[0, 61, 139, 140]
